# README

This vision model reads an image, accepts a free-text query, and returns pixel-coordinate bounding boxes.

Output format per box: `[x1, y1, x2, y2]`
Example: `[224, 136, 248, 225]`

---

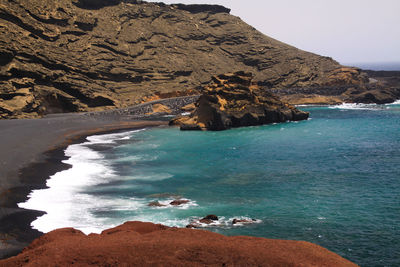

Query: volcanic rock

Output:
[200, 214, 219, 224]
[180, 103, 196, 112]
[1, 0, 393, 119]
[146, 103, 172, 115]
[0, 221, 358, 266]
[169, 199, 190, 206]
[197, 219, 215, 224]
[171, 72, 309, 130]
[147, 201, 166, 207]
[345, 88, 400, 104]
[186, 215, 219, 228]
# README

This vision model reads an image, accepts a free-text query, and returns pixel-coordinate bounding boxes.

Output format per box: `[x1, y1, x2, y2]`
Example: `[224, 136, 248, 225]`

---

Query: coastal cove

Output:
[17, 102, 400, 267]
[1, 0, 399, 265]
[0, 113, 169, 259]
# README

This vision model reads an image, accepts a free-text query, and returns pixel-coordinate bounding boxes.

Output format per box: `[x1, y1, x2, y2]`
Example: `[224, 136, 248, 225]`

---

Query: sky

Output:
[146, 0, 400, 65]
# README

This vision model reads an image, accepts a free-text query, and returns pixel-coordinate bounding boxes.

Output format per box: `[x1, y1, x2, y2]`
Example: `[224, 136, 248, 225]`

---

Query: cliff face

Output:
[171, 71, 309, 130]
[0, 0, 395, 119]
[0, 221, 358, 266]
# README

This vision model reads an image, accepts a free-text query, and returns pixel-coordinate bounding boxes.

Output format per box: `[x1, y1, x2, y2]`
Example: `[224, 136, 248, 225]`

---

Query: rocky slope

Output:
[0, 221, 358, 266]
[171, 71, 309, 130]
[0, 0, 398, 119]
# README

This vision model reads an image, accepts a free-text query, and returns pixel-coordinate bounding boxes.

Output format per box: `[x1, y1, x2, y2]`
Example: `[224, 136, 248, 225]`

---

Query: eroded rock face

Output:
[0, 0, 383, 119]
[171, 72, 309, 130]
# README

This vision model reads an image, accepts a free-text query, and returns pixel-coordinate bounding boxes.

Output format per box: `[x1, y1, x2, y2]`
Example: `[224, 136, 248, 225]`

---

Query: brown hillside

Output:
[0, 0, 397, 119]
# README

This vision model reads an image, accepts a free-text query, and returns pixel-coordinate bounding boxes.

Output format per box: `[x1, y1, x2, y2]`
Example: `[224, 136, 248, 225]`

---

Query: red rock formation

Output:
[0, 221, 358, 266]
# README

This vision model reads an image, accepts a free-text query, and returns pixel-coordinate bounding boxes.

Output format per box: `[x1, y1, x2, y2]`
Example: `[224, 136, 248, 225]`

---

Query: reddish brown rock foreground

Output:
[0, 221, 357, 266]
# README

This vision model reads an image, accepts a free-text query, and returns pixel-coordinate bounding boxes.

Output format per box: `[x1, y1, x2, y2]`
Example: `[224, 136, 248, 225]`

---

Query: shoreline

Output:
[0, 113, 168, 259]
[1, 101, 399, 260]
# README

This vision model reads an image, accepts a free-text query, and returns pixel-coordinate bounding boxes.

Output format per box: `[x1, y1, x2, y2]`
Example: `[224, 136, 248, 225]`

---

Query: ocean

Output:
[343, 62, 400, 71]
[20, 102, 400, 266]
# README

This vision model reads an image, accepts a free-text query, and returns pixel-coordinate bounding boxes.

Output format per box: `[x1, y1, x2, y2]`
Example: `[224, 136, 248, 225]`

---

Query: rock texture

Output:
[0, 221, 358, 266]
[1, 0, 396, 119]
[169, 199, 190, 206]
[186, 214, 219, 228]
[353, 70, 400, 104]
[171, 72, 309, 130]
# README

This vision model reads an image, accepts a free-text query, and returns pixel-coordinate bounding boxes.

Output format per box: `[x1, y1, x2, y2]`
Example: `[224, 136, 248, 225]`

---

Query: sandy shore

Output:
[0, 112, 168, 259]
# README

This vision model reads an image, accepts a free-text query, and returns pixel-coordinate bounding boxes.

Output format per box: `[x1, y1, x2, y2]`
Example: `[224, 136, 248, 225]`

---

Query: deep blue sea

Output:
[343, 62, 400, 71]
[20, 102, 400, 266]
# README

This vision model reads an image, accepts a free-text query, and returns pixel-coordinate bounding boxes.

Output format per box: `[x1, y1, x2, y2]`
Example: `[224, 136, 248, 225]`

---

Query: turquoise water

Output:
[22, 103, 400, 266]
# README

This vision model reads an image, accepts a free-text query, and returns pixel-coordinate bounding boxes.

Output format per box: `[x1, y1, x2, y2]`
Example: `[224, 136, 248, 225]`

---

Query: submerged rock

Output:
[169, 199, 190, 206]
[186, 215, 219, 228]
[148, 199, 191, 207]
[199, 215, 219, 224]
[170, 72, 309, 130]
[147, 201, 166, 207]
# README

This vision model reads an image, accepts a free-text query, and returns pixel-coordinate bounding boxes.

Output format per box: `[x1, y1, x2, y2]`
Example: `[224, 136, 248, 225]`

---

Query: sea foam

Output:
[329, 103, 381, 110]
[330, 101, 400, 110]
[18, 129, 146, 234]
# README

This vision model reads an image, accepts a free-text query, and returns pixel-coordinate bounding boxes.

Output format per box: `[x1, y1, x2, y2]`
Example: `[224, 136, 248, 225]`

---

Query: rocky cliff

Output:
[171, 71, 309, 130]
[0, 221, 358, 266]
[0, 0, 398, 119]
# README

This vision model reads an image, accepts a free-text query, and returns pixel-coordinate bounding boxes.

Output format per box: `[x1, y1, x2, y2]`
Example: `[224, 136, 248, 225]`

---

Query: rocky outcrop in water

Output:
[169, 199, 190, 206]
[0, 221, 358, 266]
[147, 201, 165, 207]
[1, 0, 394, 119]
[349, 70, 400, 104]
[186, 214, 219, 228]
[200, 214, 219, 224]
[170, 72, 309, 130]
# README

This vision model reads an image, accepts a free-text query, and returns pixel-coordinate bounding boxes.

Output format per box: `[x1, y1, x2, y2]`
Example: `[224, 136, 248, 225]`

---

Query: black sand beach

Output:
[0, 112, 167, 258]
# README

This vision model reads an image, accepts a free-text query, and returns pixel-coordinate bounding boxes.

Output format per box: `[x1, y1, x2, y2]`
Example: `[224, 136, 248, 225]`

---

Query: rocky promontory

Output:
[171, 72, 309, 130]
[0, 221, 358, 266]
[1, 0, 398, 119]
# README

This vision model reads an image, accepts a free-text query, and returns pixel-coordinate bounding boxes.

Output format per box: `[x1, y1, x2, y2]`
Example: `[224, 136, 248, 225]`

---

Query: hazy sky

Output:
[146, 0, 400, 65]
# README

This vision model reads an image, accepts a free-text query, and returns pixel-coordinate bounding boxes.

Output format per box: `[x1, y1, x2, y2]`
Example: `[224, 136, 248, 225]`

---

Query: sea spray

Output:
[18, 130, 146, 234]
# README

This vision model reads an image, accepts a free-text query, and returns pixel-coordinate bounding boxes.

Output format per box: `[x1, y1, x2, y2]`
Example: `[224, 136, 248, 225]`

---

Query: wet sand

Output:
[0, 112, 167, 258]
